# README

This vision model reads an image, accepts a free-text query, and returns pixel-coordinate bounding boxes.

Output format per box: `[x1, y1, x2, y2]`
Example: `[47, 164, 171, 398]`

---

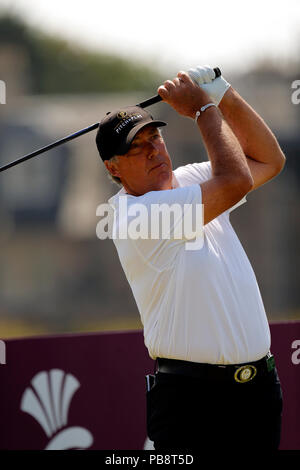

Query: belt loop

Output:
[154, 358, 158, 374]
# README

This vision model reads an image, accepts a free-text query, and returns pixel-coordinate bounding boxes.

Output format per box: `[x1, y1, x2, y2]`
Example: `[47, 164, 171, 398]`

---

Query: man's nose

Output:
[146, 142, 159, 159]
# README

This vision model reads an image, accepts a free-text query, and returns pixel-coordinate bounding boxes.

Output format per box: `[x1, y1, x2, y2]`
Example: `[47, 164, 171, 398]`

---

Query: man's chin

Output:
[151, 173, 173, 191]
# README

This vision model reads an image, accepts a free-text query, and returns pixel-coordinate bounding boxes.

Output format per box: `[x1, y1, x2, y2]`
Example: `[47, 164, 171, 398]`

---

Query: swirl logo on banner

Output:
[20, 369, 94, 450]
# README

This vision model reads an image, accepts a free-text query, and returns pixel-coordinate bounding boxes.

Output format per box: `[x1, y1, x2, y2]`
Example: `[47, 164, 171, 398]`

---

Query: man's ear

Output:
[104, 158, 121, 178]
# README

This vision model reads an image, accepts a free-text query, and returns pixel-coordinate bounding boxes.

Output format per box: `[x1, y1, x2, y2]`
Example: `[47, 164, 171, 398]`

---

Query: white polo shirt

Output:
[108, 161, 271, 365]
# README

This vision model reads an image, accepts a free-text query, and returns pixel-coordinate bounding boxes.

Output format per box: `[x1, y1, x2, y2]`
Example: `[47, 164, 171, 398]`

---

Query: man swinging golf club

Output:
[96, 65, 285, 451]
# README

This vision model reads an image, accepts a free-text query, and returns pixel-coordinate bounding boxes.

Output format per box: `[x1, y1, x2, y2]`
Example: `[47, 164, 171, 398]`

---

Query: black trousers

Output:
[146, 366, 283, 452]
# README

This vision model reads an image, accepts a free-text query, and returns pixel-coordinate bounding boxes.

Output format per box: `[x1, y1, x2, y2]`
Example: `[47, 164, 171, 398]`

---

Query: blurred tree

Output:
[0, 13, 163, 94]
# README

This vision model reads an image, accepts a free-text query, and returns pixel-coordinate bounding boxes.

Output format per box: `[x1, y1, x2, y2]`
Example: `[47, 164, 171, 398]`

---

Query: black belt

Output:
[156, 352, 276, 383]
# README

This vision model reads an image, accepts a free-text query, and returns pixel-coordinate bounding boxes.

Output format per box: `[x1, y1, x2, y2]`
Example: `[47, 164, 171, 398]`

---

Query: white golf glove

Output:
[188, 65, 231, 106]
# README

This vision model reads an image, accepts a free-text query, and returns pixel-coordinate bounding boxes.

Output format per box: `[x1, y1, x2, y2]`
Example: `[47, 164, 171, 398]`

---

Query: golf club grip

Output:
[139, 67, 221, 108]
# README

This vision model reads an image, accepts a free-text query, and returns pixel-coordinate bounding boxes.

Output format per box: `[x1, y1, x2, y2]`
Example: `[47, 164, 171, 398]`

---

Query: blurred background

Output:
[0, 0, 299, 338]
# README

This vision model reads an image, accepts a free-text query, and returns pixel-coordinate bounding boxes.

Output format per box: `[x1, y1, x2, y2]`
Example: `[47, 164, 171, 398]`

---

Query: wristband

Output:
[194, 103, 217, 123]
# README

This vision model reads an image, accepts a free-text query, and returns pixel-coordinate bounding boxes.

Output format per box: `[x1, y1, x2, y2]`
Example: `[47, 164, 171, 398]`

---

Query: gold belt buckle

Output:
[234, 365, 257, 383]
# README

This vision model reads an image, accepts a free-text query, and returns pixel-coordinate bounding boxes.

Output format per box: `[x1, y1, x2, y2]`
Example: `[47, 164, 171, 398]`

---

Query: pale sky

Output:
[1, 0, 300, 74]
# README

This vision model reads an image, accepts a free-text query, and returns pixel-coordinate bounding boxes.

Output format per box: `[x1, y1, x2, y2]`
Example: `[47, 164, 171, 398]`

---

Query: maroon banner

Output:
[0, 322, 299, 450]
[0, 331, 153, 450]
[270, 322, 300, 449]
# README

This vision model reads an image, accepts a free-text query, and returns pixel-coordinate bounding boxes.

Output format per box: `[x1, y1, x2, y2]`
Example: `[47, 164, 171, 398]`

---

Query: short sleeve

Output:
[174, 161, 247, 215]
[174, 161, 212, 186]
[227, 195, 247, 213]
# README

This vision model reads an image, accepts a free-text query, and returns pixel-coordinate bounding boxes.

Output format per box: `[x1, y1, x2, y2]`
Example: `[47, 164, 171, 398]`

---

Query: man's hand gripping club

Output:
[187, 65, 231, 106]
[157, 71, 214, 119]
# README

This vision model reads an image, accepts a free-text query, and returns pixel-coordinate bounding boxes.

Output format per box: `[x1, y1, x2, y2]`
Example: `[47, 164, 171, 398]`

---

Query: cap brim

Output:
[116, 120, 167, 155]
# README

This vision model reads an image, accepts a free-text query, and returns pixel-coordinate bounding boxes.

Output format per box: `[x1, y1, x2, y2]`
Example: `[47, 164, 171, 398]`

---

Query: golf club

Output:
[0, 67, 221, 173]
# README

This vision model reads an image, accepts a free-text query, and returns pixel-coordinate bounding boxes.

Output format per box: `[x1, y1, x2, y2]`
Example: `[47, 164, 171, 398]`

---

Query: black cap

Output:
[96, 105, 167, 161]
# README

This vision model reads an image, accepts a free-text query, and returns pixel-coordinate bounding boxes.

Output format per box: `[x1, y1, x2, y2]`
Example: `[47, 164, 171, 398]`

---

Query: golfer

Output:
[96, 66, 285, 451]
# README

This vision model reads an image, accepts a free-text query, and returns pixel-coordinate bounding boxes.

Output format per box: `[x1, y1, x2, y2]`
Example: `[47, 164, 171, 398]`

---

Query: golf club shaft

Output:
[0, 123, 100, 173]
[0, 67, 221, 173]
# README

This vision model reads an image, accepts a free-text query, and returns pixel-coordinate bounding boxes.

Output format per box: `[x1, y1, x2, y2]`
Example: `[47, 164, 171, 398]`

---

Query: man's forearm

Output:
[219, 87, 285, 170]
[197, 106, 252, 183]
